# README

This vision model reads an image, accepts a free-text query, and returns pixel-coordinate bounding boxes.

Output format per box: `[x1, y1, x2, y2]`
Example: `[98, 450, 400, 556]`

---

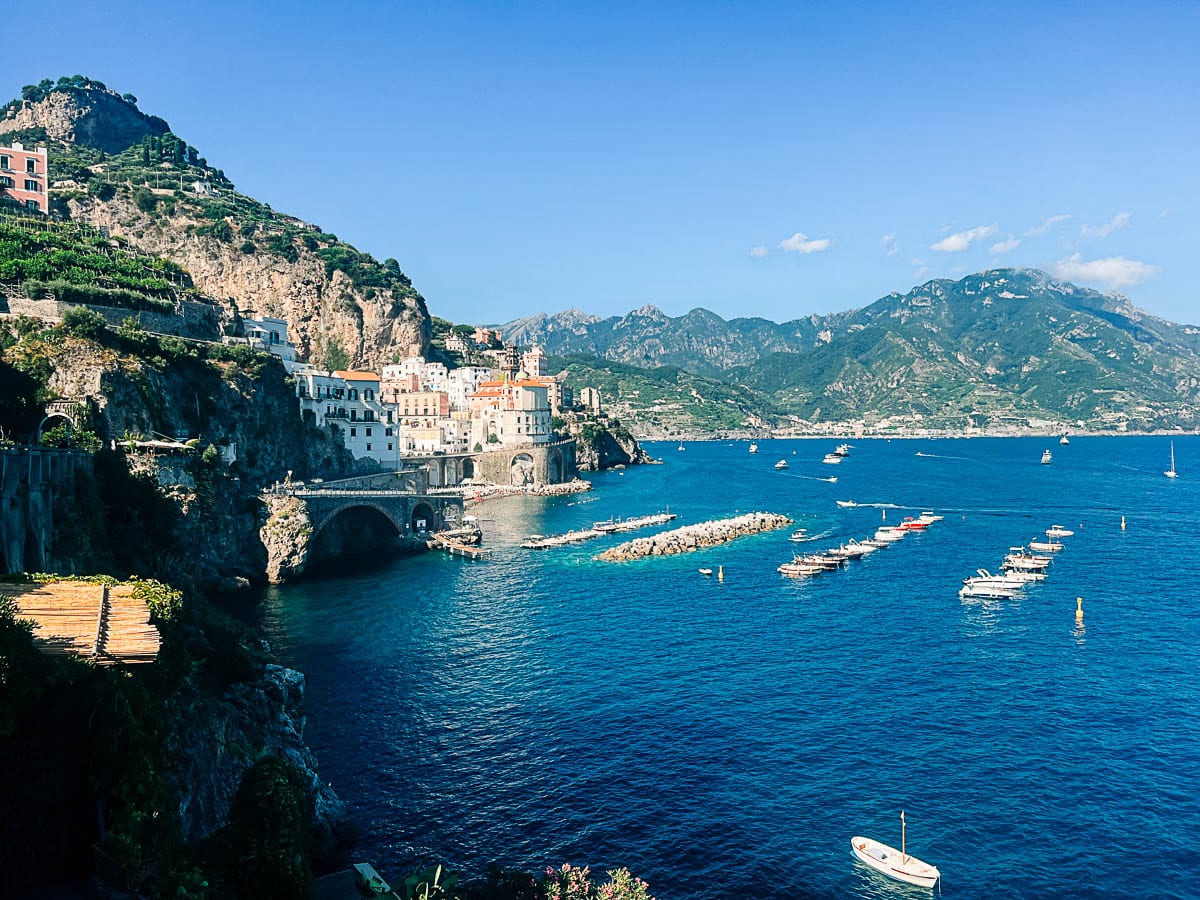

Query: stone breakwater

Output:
[597, 512, 792, 561]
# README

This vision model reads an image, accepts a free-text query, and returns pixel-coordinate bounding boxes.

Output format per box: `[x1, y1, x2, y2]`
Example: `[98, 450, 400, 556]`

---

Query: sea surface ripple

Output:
[260, 436, 1200, 898]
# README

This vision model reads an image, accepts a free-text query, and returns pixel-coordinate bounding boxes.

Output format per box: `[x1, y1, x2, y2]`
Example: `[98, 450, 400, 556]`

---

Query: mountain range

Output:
[505, 270, 1200, 431]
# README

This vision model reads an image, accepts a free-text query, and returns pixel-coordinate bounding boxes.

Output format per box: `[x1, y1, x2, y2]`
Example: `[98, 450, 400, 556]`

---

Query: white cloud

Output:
[779, 232, 831, 254]
[1022, 214, 1071, 238]
[749, 245, 768, 258]
[989, 236, 1021, 254]
[913, 266, 930, 281]
[882, 233, 899, 256]
[930, 224, 997, 252]
[1159, 208, 1171, 220]
[1080, 211, 1131, 239]
[1050, 253, 1158, 289]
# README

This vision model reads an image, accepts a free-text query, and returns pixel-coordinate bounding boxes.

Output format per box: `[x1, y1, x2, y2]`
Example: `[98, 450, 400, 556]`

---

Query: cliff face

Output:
[574, 426, 653, 471]
[3, 84, 432, 371]
[0, 85, 167, 153]
[65, 194, 430, 368]
[42, 335, 368, 587]
[170, 663, 351, 860]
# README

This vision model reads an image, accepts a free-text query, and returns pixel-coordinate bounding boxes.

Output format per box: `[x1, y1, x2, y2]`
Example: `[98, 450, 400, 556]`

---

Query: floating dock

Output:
[430, 533, 493, 559]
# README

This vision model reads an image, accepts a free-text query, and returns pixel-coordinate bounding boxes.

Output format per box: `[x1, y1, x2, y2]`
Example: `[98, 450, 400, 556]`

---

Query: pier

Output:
[429, 532, 493, 560]
[522, 510, 679, 549]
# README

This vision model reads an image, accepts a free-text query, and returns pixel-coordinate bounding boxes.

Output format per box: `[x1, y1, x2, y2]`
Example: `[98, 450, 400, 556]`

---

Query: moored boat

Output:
[774, 459, 789, 470]
[1028, 537, 1064, 553]
[1045, 524, 1074, 537]
[789, 528, 809, 542]
[822, 453, 843, 464]
[873, 526, 906, 543]
[851, 813, 940, 889]
[699, 567, 713, 576]
[749, 442, 759, 454]
[1041, 449, 1053, 464]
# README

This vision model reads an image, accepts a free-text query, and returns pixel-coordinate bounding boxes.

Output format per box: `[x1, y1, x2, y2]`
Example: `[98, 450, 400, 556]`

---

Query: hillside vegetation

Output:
[517, 270, 1200, 431]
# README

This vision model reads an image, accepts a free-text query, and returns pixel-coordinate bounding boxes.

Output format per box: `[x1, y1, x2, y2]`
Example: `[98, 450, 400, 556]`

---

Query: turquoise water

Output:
[260, 437, 1200, 898]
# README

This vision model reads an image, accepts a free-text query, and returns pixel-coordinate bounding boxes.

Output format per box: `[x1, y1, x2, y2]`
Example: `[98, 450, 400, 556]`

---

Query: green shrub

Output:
[133, 187, 158, 213]
[239, 240, 256, 255]
[60, 306, 107, 340]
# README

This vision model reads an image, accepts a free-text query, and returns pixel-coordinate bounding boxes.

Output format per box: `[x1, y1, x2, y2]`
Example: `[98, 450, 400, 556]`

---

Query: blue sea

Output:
[259, 436, 1200, 899]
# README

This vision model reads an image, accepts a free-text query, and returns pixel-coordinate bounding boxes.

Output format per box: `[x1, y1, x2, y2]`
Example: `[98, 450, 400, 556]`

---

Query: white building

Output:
[294, 368, 401, 466]
[468, 379, 552, 449]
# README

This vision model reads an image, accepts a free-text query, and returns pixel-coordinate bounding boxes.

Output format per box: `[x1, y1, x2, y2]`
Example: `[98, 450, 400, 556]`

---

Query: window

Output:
[364, 410, 374, 422]
[0, 176, 11, 187]
[350, 409, 358, 421]
[350, 427, 357, 437]
[348, 389, 358, 400]
[366, 443, 372, 451]
[24, 179, 41, 192]
[387, 443, 393, 451]
[364, 389, 374, 401]
[25, 158, 36, 174]
[0, 155, 9, 170]
[24, 199, 38, 211]
[366, 428, 373, 437]
[385, 427, 393, 437]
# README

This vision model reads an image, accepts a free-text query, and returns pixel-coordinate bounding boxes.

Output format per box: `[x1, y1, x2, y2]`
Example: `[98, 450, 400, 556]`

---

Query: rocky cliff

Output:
[0, 83, 167, 153]
[574, 424, 653, 471]
[2, 81, 431, 370]
[35, 326, 367, 588]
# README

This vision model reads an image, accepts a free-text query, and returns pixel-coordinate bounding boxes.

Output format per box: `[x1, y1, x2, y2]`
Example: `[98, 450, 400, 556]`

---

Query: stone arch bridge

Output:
[260, 468, 465, 583]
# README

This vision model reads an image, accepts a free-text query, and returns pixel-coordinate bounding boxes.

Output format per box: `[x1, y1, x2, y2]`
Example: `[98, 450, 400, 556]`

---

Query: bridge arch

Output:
[312, 501, 406, 540]
[547, 447, 563, 484]
[510, 452, 535, 486]
[36, 411, 77, 446]
[411, 501, 435, 533]
[461, 457, 476, 480]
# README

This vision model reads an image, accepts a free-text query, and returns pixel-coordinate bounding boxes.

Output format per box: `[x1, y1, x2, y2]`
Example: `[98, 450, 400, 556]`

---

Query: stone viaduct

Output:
[0, 447, 94, 574]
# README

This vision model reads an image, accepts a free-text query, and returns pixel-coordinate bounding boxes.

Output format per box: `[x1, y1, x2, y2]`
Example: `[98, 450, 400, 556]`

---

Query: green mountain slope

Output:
[516, 270, 1200, 431]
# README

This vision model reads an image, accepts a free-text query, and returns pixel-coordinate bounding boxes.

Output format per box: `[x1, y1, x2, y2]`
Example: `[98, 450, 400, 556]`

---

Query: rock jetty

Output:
[597, 512, 792, 561]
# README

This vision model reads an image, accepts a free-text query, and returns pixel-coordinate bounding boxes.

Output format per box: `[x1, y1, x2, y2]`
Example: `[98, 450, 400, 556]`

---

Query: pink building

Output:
[0, 142, 48, 213]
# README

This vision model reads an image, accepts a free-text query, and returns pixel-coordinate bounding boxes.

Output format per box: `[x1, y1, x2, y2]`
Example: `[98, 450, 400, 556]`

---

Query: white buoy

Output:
[718, 565, 724, 583]
[1076, 597, 1084, 624]
[1121, 515, 1126, 531]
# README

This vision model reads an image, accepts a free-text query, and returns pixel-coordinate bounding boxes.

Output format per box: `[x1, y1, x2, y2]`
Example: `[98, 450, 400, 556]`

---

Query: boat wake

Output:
[791, 528, 834, 543]
[915, 451, 971, 460]
[780, 473, 840, 484]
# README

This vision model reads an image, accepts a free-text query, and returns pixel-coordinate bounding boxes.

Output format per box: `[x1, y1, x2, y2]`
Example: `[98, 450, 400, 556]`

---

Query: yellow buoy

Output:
[1076, 596, 1084, 623]
[1121, 515, 1126, 531]
[718, 565, 724, 583]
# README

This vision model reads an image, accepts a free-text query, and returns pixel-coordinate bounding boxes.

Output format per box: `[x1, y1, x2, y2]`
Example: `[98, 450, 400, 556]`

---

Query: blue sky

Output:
[3, 1, 1197, 325]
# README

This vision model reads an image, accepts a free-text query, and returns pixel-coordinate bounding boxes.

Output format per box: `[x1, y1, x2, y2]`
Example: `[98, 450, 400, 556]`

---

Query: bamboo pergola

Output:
[0, 581, 161, 665]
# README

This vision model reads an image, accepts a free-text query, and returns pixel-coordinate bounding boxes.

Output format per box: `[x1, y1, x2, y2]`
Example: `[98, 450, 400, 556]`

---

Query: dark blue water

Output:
[260, 437, 1200, 898]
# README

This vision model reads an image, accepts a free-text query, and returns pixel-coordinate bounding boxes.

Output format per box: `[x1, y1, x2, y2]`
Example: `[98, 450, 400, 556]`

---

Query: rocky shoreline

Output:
[597, 511, 792, 560]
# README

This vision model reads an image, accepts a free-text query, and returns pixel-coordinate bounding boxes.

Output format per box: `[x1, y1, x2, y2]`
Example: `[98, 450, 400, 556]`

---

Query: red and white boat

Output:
[851, 811, 940, 889]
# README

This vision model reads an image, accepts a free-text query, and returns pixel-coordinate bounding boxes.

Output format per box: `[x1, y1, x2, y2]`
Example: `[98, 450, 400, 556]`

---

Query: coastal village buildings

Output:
[0, 142, 48, 212]
[468, 379, 553, 449]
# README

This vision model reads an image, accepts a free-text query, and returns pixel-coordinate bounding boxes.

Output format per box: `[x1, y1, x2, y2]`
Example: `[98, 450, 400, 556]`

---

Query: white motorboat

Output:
[774, 459, 789, 470]
[823, 453, 843, 464]
[999, 566, 1047, 582]
[749, 442, 759, 454]
[1045, 525, 1074, 537]
[917, 511, 943, 523]
[1001, 553, 1050, 573]
[873, 526, 906, 543]
[836, 500, 858, 508]
[778, 560, 823, 577]
[861, 538, 891, 549]
[1028, 538, 1064, 553]
[699, 568, 713, 576]
[1041, 449, 1053, 464]
[789, 529, 809, 542]
[851, 813, 940, 889]
[959, 581, 1023, 599]
[845, 538, 879, 555]
[1060, 434, 1070, 445]
[834, 443, 852, 457]
[1166, 441, 1178, 479]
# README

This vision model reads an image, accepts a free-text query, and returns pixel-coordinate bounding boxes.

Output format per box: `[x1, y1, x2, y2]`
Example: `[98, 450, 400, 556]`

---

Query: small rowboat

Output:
[851, 810, 940, 889]
[698, 568, 713, 576]
[851, 835, 940, 888]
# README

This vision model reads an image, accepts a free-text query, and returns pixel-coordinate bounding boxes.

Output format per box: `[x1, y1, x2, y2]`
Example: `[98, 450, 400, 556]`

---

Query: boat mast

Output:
[901, 809, 907, 864]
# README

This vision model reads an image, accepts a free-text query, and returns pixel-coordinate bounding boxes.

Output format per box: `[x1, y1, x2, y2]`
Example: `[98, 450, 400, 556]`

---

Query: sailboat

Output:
[851, 810, 940, 889]
[1165, 441, 1178, 479]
